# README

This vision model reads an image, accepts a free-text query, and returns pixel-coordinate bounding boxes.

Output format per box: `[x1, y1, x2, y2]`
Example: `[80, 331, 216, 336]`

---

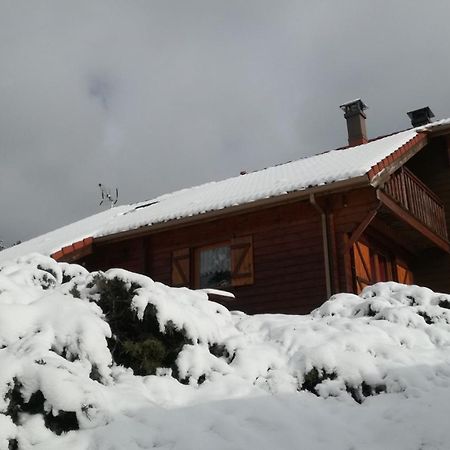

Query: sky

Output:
[1, 0, 450, 245]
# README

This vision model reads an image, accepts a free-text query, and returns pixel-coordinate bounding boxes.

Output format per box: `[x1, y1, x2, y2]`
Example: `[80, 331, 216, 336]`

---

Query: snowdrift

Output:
[1, 255, 450, 449]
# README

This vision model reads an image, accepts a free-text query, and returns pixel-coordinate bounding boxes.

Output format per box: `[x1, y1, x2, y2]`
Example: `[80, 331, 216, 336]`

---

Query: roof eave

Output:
[94, 175, 370, 246]
[422, 123, 450, 137]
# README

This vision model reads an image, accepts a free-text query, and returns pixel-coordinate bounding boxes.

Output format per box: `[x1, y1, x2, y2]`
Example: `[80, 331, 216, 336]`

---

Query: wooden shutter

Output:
[396, 264, 413, 285]
[373, 253, 393, 282]
[172, 248, 190, 287]
[353, 241, 372, 293]
[231, 236, 254, 287]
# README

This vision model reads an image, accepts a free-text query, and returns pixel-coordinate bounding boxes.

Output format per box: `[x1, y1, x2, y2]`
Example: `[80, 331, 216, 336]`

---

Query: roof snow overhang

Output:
[94, 126, 450, 248]
[92, 174, 370, 247]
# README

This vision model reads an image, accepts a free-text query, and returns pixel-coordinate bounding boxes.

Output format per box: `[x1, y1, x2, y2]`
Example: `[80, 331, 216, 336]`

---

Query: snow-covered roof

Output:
[2, 120, 450, 262]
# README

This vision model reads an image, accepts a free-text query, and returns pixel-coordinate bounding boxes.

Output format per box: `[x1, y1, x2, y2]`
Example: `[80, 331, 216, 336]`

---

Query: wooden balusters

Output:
[383, 167, 448, 240]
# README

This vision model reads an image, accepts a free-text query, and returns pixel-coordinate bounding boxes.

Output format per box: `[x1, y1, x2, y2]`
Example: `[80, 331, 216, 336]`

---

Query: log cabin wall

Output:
[81, 186, 398, 312]
[81, 143, 450, 315]
[82, 200, 327, 315]
[405, 137, 450, 293]
[84, 236, 147, 274]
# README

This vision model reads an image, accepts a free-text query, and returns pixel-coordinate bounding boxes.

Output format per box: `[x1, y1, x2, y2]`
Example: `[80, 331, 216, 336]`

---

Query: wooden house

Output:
[3, 101, 450, 314]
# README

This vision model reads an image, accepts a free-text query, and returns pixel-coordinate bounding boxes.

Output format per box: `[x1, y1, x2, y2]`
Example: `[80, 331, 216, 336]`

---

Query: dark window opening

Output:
[198, 245, 231, 288]
[171, 236, 253, 289]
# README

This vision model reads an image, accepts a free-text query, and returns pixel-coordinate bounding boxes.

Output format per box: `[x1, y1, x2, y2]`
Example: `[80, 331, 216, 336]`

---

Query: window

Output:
[198, 245, 231, 288]
[171, 236, 254, 288]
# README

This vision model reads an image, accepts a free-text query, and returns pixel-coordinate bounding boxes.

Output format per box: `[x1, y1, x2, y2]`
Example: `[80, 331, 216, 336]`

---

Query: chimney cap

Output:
[339, 98, 368, 118]
[407, 106, 435, 127]
[340, 98, 368, 146]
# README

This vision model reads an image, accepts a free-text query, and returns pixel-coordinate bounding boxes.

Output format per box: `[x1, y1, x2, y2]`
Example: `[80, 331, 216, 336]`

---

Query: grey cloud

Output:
[1, 0, 450, 246]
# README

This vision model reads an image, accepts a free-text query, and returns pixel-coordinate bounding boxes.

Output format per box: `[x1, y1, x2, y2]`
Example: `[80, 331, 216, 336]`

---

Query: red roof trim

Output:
[367, 133, 427, 181]
[51, 250, 64, 261]
[51, 237, 94, 262]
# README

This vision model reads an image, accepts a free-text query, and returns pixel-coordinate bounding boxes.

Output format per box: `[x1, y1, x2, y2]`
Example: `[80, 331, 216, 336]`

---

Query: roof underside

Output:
[1, 120, 449, 263]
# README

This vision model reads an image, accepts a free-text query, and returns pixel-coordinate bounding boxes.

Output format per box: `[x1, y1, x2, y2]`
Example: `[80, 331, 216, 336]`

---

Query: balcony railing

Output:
[383, 167, 448, 241]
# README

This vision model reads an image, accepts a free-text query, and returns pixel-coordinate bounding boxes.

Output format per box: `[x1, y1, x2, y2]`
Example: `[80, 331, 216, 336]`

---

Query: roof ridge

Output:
[123, 127, 417, 210]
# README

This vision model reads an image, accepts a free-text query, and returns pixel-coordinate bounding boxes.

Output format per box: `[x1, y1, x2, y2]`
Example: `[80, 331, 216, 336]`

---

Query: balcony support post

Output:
[344, 204, 381, 254]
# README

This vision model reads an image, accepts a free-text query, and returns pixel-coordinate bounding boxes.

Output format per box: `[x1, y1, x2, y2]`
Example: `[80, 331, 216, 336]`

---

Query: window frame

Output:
[170, 235, 254, 289]
[194, 241, 232, 289]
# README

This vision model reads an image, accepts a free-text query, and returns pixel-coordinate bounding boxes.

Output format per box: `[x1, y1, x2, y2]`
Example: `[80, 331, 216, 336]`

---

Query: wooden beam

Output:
[327, 212, 340, 294]
[343, 234, 354, 292]
[424, 125, 450, 138]
[344, 205, 381, 254]
[309, 194, 332, 299]
[446, 135, 450, 167]
[370, 217, 418, 257]
[377, 190, 450, 253]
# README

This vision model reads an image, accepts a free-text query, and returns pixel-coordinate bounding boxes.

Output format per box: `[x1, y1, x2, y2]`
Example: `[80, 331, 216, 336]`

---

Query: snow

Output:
[3, 120, 449, 263]
[418, 117, 450, 131]
[1, 254, 450, 449]
[98, 268, 235, 343]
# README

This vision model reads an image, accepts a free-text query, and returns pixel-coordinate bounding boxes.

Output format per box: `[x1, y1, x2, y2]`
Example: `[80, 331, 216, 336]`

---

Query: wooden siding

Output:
[83, 201, 327, 315]
[82, 186, 409, 313]
[85, 237, 146, 274]
[406, 137, 450, 293]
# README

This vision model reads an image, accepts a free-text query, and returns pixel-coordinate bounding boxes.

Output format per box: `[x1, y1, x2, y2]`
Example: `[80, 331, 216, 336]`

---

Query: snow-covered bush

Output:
[1, 254, 450, 449]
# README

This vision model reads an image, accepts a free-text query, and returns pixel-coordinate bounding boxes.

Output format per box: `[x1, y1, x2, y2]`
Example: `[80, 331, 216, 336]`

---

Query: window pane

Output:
[199, 246, 231, 288]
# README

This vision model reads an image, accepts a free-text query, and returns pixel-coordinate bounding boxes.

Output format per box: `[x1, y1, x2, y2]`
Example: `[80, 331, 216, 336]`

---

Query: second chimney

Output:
[340, 99, 368, 147]
[407, 107, 435, 127]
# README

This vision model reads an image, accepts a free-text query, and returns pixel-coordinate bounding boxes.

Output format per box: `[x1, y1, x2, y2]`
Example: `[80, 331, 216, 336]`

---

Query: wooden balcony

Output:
[380, 167, 449, 249]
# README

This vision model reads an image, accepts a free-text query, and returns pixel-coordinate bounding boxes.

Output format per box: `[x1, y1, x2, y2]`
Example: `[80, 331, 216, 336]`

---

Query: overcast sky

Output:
[1, 0, 450, 245]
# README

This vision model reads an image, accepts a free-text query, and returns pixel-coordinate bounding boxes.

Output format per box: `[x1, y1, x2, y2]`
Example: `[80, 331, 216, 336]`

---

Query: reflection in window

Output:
[199, 246, 231, 288]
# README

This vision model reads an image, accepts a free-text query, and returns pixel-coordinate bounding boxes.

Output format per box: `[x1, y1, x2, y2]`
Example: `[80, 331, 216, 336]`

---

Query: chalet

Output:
[3, 100, 450, 314]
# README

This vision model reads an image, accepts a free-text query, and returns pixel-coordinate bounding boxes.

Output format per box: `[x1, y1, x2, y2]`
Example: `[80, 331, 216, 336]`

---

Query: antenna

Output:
[98, 183, 119, 208]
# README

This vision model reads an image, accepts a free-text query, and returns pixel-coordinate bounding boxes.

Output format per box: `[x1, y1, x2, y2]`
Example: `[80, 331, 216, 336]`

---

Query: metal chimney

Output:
[407, 107, 435, 127]
[340, 99, 368, 147]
